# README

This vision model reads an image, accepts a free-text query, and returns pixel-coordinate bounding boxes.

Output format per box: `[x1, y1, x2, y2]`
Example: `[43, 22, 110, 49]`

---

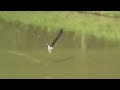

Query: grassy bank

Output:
[0, 11, 120, 41]
[0, 11, 120, 49]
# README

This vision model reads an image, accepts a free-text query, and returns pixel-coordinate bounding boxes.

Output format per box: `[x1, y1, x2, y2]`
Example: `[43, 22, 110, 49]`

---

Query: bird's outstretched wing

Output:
[51, 28, 63, 47]
[34, 31, 49, 47]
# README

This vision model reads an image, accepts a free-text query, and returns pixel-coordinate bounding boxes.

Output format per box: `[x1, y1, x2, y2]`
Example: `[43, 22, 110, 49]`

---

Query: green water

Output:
[0, 48, 120, 79]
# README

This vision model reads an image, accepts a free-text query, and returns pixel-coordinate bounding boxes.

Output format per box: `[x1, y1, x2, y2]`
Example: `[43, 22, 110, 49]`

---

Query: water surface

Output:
[0, 48, 120, 79]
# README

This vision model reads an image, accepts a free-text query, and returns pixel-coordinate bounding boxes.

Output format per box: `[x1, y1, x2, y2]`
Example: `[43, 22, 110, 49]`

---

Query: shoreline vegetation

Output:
[0, 11, 120, 49]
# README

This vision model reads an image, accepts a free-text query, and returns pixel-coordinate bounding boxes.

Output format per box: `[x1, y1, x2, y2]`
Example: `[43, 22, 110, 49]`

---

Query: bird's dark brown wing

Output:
[51, 28, 63, 47]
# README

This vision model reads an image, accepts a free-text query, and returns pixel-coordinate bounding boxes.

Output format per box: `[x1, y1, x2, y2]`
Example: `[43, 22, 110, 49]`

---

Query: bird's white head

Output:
[51, 47, 53, 50]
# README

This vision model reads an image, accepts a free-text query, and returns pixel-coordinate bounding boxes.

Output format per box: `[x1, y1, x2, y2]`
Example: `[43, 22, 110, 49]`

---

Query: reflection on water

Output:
[7, 50, 41, 64]
[0, 48, 120, 79]
[52, 56, 74, 63]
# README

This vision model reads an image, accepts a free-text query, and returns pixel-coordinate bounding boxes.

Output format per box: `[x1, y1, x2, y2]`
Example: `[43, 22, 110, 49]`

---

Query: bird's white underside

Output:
[46, 43, 53, 54]
[48, 46, 53, 54]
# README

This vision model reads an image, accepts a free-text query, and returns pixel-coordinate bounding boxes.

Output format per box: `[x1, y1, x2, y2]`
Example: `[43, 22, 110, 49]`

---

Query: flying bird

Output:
[34, 28, 63, 54]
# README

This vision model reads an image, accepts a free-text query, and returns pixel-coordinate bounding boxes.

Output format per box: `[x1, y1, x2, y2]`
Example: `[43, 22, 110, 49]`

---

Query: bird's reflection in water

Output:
[42, 55, 74, 67]
[52, 56, 74, 63]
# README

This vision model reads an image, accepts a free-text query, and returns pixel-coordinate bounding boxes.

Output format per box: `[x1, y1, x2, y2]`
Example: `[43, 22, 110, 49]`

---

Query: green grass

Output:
[0, 11, 120, 41]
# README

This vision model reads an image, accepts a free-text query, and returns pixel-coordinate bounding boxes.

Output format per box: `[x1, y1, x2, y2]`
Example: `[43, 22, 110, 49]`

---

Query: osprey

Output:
[34, 28, 63, 54]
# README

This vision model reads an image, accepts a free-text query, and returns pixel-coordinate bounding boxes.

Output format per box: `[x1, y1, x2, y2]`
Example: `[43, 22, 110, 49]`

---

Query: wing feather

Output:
[34, 31, 49, 47]
[51, 28, 63, 47]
